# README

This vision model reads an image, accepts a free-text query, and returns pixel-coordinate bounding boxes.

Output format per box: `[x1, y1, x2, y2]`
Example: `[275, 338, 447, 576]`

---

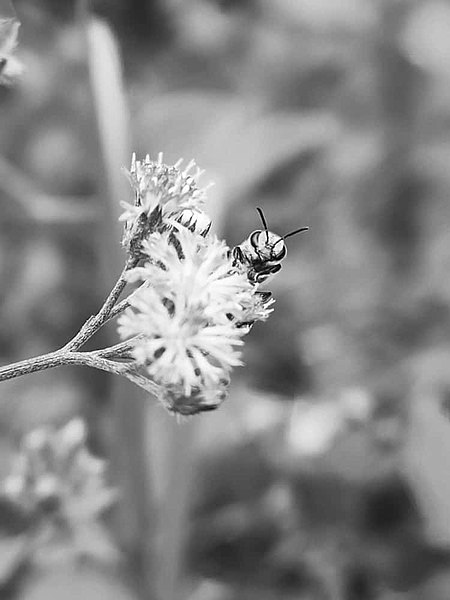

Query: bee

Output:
[232, 207, 308, 285]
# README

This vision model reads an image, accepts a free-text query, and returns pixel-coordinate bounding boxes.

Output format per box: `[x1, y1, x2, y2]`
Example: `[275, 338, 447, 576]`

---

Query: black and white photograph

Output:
[0, 1, 450, 599]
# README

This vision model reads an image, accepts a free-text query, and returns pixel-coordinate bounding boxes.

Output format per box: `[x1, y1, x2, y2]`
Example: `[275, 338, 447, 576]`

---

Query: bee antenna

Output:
[256, 207, 269, 243]
[282, 226, 309, 240]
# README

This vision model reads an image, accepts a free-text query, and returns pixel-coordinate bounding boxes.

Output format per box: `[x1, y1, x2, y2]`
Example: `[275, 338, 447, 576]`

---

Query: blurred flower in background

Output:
[2, 419, 117, 562]
[0, 419, 119, 600]
[0, 13, 24, 85]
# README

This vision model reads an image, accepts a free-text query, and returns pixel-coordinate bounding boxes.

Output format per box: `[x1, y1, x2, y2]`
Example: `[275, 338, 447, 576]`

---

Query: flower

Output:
[128, 226, 254, 323]
[118, 227, 255, 399]
[120, 153, 213, 254]
[117, 155, 278, 414]
[2, 419, 116, 523]
[1, 420, 118, 564]
[160, 379, 230, 416]
[0, 17, 24, 85]
[236, 291, 275, 329]
[119, 285, 244, 393]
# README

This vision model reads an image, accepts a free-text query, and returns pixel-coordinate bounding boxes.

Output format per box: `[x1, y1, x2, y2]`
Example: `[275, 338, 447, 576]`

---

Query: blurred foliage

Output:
[2, 0, 450, 599]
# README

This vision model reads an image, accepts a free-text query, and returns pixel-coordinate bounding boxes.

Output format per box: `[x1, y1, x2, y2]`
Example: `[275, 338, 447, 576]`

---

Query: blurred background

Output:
[2, 0, 450, 598]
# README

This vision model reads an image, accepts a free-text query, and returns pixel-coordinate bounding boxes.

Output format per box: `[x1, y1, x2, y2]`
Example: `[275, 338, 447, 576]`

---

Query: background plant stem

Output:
[83, 9, 157, 599]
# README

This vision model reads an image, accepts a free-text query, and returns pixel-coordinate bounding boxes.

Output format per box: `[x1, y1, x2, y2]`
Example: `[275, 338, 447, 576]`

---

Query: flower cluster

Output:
[118, 155, 274, 415]
[3, 419, 116, 527]
[118, 226, 273, 414]
[120, 153, 212, 256]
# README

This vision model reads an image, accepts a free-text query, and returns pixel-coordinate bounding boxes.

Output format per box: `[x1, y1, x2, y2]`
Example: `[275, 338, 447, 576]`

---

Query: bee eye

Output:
[274, 244, 286, 259]
[250, 230, 261, 248]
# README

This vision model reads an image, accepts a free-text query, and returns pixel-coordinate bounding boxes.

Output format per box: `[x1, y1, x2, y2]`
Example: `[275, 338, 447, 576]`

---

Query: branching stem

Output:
[0, 259, 157, 395]
[62, 257, 137, 352]
[0, 350, 118, 382]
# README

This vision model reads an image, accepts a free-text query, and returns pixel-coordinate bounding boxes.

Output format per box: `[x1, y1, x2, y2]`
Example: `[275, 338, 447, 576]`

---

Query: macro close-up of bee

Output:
[232, 207, 308, 285]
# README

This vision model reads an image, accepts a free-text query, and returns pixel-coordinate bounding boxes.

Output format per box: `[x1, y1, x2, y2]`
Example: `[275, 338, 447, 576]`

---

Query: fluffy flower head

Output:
[118, 227, 257, 401]
[117, 154, 277, 415]
[120, 153, 212, 254]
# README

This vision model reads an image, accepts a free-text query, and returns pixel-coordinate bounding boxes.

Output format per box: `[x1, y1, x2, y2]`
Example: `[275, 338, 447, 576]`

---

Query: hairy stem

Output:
[0, 350, 68, 382]
[0, 347, 159, 396]
[0, 260, 153, 391]
[94, 336, 143, 359]
[62, 257, 137, 352]
[107, 296, 131, 322]
[0, 350, 120, 382]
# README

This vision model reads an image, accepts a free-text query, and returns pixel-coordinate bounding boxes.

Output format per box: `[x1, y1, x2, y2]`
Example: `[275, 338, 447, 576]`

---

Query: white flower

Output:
[118, 226, 259, 397]
[237, 291, 275, 329]
[117, 155, 278, 414]
[120, 153, 213, 252]
[2, 420, 115, 522]
[0, 18, 24, 85]
[119, 288, 242, 395]
[130, 226, 254, 322]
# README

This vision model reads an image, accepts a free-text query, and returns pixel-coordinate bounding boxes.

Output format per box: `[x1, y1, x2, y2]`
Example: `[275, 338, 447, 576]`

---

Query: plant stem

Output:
[94, 338, 139, 359]
[107, 296, 131, 322]
[0, 254, 149, 388]
[62, 257, 137, 352]
[0, 347, 159, 396]
[0, 350, 118, 382]
[0, 350, 68, 382]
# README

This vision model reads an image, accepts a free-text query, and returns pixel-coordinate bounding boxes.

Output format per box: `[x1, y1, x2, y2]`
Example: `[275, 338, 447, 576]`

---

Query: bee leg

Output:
[201, 221, 212, 237]
[186, 217, 196, 232]
[227, 312, 254, 330]
[168, 231, 184, 259]
[254, 264, 282, 284]
[256, 291, 272, 303]
[247, 269, 259, 284]
[197, 403, 220, 412]
[235, 320, 255, 330]
[232, 246, 245, 264]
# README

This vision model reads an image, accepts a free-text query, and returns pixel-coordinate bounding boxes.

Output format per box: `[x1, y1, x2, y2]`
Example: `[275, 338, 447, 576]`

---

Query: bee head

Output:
[250, 230, 286, 260]
[251, 207, 308, 262]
